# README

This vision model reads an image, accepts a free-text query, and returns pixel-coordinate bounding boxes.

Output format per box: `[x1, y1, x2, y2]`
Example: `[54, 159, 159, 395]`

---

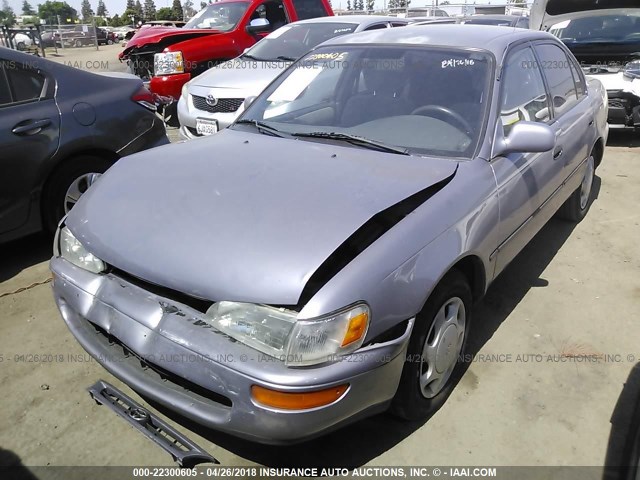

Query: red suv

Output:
[119, 0, 333, 104]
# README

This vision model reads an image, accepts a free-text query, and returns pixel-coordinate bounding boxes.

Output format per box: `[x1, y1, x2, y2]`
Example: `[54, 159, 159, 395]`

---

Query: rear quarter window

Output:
[292, 0, 329, 20]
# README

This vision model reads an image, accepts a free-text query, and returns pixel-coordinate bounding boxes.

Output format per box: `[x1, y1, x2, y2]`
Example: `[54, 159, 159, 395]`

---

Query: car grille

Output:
[88, 320, 233, 408]
[192, 96, 243, 113]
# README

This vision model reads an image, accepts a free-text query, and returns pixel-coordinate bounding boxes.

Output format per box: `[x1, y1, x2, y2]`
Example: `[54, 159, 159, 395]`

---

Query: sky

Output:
[8, 0, 511, 21]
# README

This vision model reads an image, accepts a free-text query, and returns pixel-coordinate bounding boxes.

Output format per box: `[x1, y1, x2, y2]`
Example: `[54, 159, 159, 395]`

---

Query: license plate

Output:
[196, 118, 218, 136]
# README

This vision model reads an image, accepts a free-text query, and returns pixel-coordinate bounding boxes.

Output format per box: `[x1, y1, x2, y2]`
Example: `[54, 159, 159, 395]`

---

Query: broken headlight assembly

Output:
[204, 302, 369, 367]
[154, 51, 185, 76]
[58, 226, 106, 274]
[623, 60, 640, 80]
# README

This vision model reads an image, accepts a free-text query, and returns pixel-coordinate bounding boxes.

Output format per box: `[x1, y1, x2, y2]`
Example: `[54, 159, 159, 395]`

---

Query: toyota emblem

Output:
[206, 95, 218, 107]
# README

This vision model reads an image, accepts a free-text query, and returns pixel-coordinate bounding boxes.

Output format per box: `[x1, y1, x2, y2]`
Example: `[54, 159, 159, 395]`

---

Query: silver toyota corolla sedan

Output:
[51, 25, 608, 444]
[177, 15, 409, 140]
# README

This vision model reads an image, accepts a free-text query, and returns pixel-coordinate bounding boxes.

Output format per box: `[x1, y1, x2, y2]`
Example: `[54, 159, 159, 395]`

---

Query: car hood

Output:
[66, 129, 457, 306]
[123, 27, 222, 52]
[530, 0, 639, 30]
[191, 59, 287, 91]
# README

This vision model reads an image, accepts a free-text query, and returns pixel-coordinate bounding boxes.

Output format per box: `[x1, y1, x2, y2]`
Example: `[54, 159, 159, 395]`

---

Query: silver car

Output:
[177, 15, 409, 139]
[52, 25, 607, 444]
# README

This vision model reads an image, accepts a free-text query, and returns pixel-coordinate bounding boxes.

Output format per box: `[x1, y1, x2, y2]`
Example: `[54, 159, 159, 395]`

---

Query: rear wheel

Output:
[42, 156, 114, 233]
[557, 154, 595, 222]
[75, 39, 83, 48]
[391, 269, 472, 420]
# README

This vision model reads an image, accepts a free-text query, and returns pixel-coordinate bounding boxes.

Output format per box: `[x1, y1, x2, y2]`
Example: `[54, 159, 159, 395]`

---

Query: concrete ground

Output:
[0, 46, 639, 469]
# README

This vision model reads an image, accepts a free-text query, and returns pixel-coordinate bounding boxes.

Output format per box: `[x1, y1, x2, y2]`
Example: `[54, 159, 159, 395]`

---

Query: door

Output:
[533, 42, 593, 187]
[0, 59, 60, 234]
[490, 45, 563, 276]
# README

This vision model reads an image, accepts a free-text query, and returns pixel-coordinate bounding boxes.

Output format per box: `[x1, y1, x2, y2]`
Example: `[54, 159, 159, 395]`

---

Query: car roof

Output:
[321, 24, 554, 56]
[464, 14, 525, 21]
[293, 15, 408, 26]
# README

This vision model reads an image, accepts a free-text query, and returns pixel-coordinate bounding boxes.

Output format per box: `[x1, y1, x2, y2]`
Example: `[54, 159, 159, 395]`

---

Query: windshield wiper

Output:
[275, 55, 297, 62]
[235, 119, 285, 137]
[241, 53, 267, 61]
[291, 132, 410, 155]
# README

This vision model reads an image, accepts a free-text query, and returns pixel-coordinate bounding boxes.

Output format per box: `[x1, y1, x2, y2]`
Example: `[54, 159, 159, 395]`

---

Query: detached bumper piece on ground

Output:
[87, 380, 218, 468]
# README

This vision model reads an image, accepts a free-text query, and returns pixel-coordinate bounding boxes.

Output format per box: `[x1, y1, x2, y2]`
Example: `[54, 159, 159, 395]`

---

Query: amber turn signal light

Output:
[251, 384, 349, 410]
[341, 312, 368, 347]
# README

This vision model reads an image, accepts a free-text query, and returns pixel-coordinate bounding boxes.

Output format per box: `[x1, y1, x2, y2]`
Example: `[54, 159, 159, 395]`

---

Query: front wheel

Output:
[391, 269, 472, 420]
[42, 156, 114, 233]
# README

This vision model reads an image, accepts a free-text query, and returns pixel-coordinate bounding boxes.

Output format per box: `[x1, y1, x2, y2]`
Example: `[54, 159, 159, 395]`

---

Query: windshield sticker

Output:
[334, 27, 354, 34]
[306, 52, 348, 62]
[442, 58, 475, 69]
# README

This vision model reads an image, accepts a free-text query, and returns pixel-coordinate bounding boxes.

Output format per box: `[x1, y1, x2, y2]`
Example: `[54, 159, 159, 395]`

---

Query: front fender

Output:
[299, 159, 500, 342]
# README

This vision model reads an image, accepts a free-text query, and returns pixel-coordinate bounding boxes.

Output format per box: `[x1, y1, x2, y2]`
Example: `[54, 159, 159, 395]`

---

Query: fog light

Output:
[251, 384, 348, 410]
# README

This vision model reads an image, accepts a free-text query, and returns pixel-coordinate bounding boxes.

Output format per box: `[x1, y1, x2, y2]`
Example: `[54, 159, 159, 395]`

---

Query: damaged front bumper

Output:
[50, 257, 412, 444]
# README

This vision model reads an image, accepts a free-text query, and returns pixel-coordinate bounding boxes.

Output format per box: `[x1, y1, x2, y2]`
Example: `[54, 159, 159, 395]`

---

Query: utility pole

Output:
[57, 15, 64, 49]
[92, 16, 99, 50]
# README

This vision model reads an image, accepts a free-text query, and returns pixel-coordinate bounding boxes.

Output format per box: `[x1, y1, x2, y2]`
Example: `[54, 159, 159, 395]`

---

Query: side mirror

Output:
[493, 121, 555, 157]
[243, 96, 257, 110]
[246, 18, 271, 35]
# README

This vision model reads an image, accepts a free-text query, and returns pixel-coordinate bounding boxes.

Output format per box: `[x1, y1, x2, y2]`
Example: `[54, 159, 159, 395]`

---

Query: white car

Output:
[532, 0, 640, 130]
[13, 33, 34, 50]
[177, 15, 409, 139]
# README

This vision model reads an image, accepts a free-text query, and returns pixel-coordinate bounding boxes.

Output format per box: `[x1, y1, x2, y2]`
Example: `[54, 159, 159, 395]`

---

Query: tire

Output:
[17, 41, 26, 51]
[107, 39, 113, 45]
[42, 156, 114, 233]
[604, 363, 640, 480]
[391, 269, 472, 420]
[557, 153, 596, 222]
[75, 39, 82, 48]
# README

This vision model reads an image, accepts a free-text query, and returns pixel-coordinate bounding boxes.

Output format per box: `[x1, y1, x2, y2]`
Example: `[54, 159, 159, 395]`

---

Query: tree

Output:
[156, 6, 174, 20]
[22, 0, 36, 15]
[200, 1, 206, 9]
[346, 0, 350, 10]
[80, 0, 93, 20]
[143, 0, 156, 20]
[366, 0, 374, 11]
[171, 0, 183, 20]
[182, 0, 195, 19]
[354, 0, 363, 11]
[123, 0, 143, 23]
[0, 2, 15, 27]
[38, 1, 77, 23]
[96, 0, 107, 17]
[110, 12, 122, 25]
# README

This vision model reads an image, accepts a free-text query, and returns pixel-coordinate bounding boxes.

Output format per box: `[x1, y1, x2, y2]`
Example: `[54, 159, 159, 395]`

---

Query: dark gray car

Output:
[51, 26, 607, 444]
[0, 47, 169, 244]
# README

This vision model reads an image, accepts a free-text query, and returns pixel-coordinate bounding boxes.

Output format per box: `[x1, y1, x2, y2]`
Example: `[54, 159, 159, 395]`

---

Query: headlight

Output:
[204, 302, 370, 366]
[154, 51, 184, 76]
[623, 60, 640, 79]
[59, 227, 106, 273]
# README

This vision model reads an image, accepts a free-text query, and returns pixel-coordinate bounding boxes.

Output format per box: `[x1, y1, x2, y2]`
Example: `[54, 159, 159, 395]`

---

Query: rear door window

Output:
[4, 64, 45, 104]
[0, 64, 12, 106]
[534, 43, 579, 118]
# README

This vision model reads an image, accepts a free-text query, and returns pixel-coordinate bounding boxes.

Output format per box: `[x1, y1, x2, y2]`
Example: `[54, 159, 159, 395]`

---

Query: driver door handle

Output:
[12, 119, 51, 135]
[553, 147, 563, 159]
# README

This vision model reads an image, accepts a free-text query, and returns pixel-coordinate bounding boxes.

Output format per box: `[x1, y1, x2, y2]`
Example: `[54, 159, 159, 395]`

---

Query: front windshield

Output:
[549, 14, 640, 44]
[246, 23, 359, 62]
[184, 2, 249, 31]
[237, 46, 492, 158]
